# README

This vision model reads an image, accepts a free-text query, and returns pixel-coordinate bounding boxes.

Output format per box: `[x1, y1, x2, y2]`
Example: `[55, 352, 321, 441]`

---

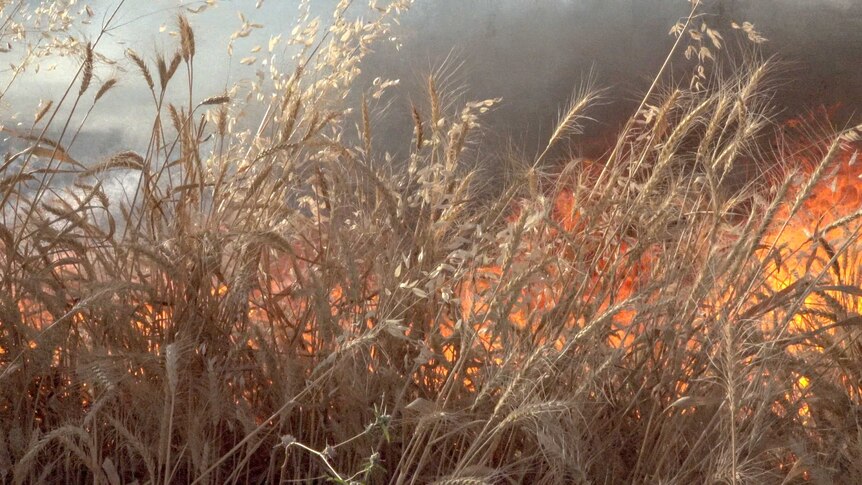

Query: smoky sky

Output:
[379, 0, 862, 156]
[4, 0, 862, 161]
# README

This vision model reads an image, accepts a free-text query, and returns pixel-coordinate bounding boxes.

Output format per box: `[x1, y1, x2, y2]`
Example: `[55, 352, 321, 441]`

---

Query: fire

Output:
[6, 109, 861, 484]
[760, 114, 862, 351]
[11, 144, 858, 363]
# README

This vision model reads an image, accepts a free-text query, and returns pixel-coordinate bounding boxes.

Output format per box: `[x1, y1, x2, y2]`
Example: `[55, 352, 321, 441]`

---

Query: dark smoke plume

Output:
[361, 0, 862, 157]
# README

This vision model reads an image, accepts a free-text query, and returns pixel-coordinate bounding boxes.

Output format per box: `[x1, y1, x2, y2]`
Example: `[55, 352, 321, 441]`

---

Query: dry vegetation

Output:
[2, 1, 862, 483]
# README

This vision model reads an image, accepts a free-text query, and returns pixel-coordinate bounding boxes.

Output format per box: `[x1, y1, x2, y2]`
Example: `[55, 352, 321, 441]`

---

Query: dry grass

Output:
[1, 2, 862, 484]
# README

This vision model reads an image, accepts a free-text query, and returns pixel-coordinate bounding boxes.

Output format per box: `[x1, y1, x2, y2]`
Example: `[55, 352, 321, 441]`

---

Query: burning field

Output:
[2, 0, 862, 483]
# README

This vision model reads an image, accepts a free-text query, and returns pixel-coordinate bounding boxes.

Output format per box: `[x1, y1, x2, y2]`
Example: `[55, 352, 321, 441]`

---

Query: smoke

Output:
[4, 0, 861, 160]
[363, 0, 862, 156]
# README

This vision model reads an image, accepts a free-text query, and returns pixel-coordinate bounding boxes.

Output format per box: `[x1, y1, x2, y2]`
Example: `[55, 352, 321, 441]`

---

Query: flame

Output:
[760, 115, 862, 352]
[8, 111, 861, 483]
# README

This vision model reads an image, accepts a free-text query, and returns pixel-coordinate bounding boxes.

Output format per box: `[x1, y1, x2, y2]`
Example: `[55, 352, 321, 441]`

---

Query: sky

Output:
[2, 0, 861, 160]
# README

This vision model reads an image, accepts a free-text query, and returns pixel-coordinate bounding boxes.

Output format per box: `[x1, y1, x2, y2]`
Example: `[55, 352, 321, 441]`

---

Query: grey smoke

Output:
[6, 0, 862, 161]
[372, 0, 862, 156]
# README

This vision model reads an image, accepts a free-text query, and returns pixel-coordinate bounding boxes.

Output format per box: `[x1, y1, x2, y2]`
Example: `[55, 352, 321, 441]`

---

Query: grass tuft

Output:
[1, 1, 861, 484]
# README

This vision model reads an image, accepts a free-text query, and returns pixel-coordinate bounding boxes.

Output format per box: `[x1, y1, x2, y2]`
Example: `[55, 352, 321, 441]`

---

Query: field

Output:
[2, 1, 862, 483]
